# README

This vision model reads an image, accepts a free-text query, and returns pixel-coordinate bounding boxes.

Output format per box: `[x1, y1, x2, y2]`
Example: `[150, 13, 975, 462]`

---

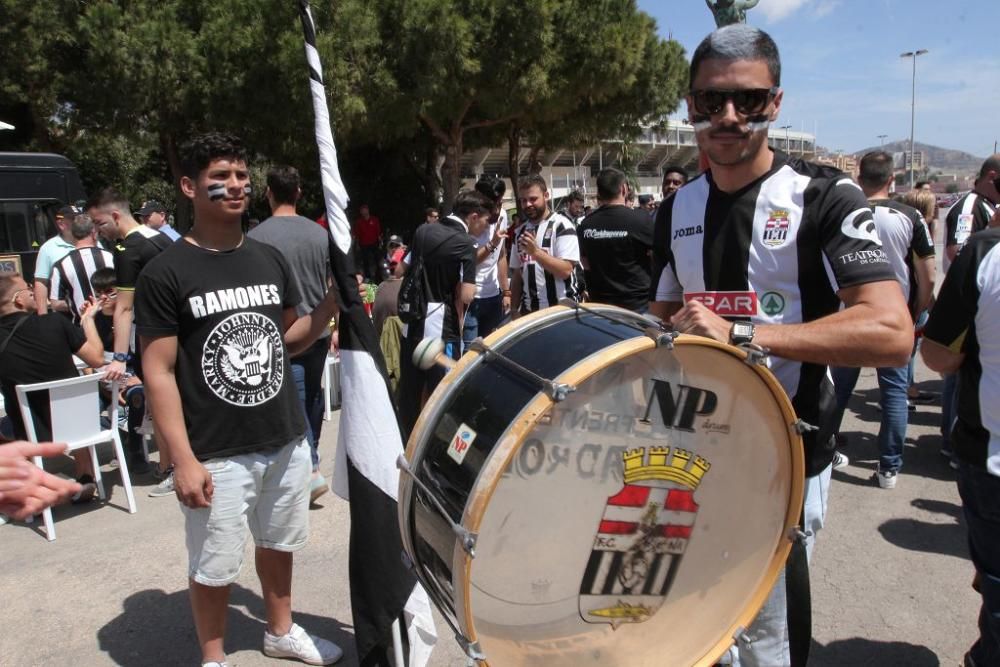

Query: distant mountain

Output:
[852, 140, 984, 175]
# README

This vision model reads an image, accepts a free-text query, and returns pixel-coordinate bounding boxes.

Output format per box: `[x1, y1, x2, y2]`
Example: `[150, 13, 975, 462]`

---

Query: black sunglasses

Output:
[689, 87, 779, 116]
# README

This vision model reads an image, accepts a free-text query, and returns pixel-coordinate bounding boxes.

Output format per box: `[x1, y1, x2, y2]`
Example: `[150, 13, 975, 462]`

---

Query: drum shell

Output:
[399, 305, 805, 666]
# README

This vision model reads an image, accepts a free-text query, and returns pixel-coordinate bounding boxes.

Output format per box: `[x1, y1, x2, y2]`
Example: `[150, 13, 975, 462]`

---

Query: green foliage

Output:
[1, 0, 688, 229]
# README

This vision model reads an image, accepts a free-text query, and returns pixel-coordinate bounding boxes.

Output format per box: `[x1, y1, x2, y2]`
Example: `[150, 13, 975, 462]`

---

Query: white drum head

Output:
[461, 337, 803, 666]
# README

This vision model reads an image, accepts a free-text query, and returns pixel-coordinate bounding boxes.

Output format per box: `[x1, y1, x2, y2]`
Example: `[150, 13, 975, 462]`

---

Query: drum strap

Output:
[785, 512, 811, 667]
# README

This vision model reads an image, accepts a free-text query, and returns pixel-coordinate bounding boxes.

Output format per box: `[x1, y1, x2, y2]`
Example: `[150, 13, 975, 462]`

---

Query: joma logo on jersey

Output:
[641, 379, 718, 433]
[672, 225, 703, 240]
[684, 291, 758, 317]
[762, 209, 790, 247]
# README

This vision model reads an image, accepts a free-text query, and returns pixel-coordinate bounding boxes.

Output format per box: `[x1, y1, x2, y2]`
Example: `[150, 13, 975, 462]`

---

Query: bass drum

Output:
[398, 304, 804, 666]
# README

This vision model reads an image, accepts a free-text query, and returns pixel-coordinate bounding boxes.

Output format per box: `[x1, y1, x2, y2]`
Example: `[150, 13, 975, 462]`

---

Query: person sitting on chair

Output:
[0, 272, 106, 503]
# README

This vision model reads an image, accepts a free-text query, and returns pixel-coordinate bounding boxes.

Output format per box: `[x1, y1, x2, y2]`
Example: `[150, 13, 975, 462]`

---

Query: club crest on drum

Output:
[579, 446, 711, 627]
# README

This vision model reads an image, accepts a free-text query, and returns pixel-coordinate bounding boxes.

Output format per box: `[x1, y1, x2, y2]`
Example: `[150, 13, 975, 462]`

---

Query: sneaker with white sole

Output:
[201, 662, 228, 667]
[832, 451, 849, 470]
[148, 472, 175, 498]
[309, 473, 329, 503]
[873, 467, 898, 489]
[263, 623, 343, 665]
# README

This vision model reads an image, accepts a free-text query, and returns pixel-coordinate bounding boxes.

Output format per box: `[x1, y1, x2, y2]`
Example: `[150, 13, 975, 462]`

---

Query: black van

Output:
[0, 152, 86, 279]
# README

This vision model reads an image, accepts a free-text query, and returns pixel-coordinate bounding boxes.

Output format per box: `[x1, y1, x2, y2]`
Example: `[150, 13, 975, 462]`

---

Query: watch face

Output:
[733, 323, 753, 337]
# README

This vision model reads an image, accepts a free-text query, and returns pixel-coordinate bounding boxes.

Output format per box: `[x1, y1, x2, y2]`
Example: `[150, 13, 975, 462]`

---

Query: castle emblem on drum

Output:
[579, 446, 711, 627]
[762, 209, 790, 247]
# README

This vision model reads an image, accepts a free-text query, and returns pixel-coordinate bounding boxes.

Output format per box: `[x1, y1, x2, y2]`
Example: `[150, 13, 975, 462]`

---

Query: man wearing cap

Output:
[136, 200, 181, 241]
[33, 204, 79, 315]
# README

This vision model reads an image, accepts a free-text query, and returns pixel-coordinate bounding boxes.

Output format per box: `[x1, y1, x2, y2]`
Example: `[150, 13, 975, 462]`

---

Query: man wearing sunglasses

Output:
[649, 25, 911, 667]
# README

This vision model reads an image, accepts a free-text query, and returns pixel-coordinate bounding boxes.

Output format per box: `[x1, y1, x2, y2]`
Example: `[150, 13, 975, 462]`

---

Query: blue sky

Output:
[637, 0, 999, 159]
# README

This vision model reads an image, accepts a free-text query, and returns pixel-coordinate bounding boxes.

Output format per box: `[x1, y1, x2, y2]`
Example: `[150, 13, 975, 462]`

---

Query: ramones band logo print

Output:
[203, 312, 284, 406]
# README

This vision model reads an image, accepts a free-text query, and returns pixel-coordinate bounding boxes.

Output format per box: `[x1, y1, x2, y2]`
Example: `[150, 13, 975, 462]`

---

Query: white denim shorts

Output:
[182, 437, 311, 586]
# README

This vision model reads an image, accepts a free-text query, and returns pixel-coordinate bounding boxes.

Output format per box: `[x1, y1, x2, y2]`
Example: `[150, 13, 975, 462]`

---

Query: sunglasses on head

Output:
[689, 87, 779, 116]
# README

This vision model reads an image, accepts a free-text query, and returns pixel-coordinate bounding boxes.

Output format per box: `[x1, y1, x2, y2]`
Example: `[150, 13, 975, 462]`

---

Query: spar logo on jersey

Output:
[762, 209, 790, 247]
[684, 291, 758, 317]
[202, 312, 285, 406]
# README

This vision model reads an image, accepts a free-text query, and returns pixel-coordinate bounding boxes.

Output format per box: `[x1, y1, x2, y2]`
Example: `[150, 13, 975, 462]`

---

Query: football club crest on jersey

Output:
[579, 447, 711, 628]
[762, 209, 790, 247]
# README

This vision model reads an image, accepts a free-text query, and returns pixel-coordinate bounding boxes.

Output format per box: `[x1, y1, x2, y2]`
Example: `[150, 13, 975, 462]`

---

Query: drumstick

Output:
[413, 337, 456, 371]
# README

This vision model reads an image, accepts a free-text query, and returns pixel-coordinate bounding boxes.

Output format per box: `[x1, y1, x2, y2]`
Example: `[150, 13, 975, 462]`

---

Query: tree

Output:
[351, 0, 687, 208]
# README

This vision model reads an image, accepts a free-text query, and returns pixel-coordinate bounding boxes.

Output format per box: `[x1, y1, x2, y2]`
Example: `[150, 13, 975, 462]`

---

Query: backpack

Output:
[397, 232, 449, 324]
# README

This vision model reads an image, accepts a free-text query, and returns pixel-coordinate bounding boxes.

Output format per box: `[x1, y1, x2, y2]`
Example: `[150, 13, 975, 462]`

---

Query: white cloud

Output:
[755, 0, 841, 23]
[757, 0, 808, 23]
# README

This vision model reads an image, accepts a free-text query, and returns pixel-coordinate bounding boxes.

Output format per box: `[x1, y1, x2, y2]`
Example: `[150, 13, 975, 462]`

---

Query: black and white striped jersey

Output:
[651, 153, 896, 475]
[944, 191, 996, 272]
[510, 211, 580, 312]
[868, 198, 935, 315]
[924, 228, 1000, 475]
[50, 246, 114, 322]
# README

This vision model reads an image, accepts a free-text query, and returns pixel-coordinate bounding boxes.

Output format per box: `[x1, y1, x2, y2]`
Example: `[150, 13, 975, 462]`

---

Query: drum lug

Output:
[457, 636, 486, 662]
[645, 327, 677, 348]
[738, 342, 769, 365]
[788, 527, 809, 544]
[792, 419, 819, 435]
[547, 382, 576, 402]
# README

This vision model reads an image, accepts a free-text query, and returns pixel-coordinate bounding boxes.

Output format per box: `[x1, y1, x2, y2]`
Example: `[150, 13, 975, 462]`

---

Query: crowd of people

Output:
[1, 21, 998, 667]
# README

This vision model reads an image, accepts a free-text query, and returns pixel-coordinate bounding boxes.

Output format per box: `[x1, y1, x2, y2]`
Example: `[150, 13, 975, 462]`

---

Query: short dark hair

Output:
[914, 180, 930, 190]
[566, 190, 585, 204]
[663, 166, 688, 182]
[978, 154, 1000, 179]
[425, 207, 439, 218]
[858, 151, 895, 190]
[266, 165, 300, 206]
[179, 132, 248, 180]
[90, 267, 117, 294]
[85, 187, 131, 214]
[517, 173, 548, 194]
[596, 168, 628, 201]
[452, 190, 494, 219]
[475, 176, 506, 203]
[69, 213, 95, 241]
[689, 25, 781, 89]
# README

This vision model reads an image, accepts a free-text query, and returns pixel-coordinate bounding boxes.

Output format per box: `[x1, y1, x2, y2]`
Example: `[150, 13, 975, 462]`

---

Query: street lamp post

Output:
[877, 134, 888, 147]
[779, 124, 792, 153]
[900, 49, 928, 188]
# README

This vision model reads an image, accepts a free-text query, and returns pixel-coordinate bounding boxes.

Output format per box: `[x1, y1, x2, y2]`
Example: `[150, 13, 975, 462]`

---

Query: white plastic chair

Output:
[16, 372, 137, 541]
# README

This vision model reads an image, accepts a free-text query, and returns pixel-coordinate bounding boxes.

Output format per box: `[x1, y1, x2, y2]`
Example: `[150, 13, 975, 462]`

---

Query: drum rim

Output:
[456, 331, 806, 666]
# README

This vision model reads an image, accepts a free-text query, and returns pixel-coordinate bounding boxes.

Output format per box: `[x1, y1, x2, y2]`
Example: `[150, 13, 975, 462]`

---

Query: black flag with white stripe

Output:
[297, 3, 436, 665]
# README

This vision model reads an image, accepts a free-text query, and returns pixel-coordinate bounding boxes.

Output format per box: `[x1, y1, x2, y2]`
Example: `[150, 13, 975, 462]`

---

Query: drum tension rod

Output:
[468, 338, 575, 402]
[561, 298, 678, 347]
[396, 455, 479, 557]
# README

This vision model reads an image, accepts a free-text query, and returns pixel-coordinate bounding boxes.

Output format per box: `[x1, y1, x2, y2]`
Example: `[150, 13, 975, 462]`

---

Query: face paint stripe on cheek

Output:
[243, 184, 252, 196]
[207, 183, 227, 201]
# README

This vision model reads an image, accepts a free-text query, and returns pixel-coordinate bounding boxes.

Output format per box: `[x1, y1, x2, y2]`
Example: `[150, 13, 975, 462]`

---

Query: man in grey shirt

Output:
[248, 165, 333, 501]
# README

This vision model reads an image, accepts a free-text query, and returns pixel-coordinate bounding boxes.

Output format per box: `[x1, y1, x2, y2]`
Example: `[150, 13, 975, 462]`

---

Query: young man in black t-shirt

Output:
[135, 133, 341, 667]
[395, 189, 487, 436]
[577, 167, 655, 312]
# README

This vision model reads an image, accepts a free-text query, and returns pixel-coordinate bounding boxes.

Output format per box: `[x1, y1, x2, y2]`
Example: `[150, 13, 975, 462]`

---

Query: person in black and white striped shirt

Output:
[509, 174, 580, 316]
[49, 212, 114, 324]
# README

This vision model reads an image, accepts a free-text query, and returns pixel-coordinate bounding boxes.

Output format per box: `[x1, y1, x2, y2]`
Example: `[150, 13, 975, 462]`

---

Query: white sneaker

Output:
[873, 467, 898, 489]
[148, 473, 175, 498]
[263, 623, 343, 665]
[832, 451, 849, 470]
[201, 662, 228, 667]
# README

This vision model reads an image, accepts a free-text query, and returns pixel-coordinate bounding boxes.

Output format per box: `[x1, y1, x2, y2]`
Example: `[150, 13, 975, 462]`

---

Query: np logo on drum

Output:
[579, 446, 711, 628]
[447, 423, 477, 464]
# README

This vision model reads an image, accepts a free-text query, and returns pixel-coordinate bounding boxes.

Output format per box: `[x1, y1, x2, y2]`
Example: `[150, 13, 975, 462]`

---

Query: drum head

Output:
[461, 336, 804, 666]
